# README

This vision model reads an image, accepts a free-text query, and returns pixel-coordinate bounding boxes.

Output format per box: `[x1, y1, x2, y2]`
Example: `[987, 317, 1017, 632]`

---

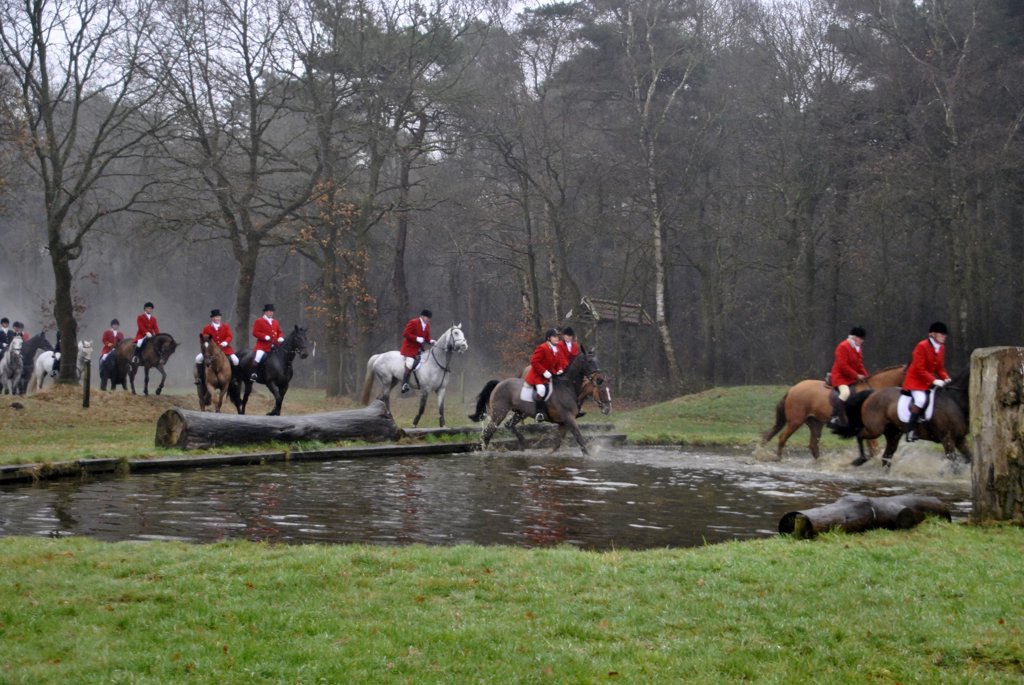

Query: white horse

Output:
[0, 336, 23, 394]
[29, 339, 92, 392]
[360, 323, 468, 427]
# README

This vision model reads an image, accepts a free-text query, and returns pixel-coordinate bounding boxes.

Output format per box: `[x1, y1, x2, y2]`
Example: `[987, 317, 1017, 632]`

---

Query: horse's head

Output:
[582, 369, 613, 416]
[288, 326, 309, 359]
[155, 334, 177, 364]
[444, 323, 469, 353]
[5, 336, 23, 361]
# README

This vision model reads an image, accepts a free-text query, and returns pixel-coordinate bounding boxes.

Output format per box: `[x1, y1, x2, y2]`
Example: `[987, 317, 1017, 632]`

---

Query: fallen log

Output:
[155, 400, 402, 450]
[778, 494, 951, 539]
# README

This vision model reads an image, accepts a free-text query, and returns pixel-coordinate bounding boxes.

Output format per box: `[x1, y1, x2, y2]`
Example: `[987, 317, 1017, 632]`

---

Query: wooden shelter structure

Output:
[564, 297, 654, 395]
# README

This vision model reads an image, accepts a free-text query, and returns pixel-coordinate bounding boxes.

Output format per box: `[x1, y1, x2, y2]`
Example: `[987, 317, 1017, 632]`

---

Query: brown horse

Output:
[112, 333, 178, 395]
[761, 365, 906, 459]
[832, 368, 970, 469]
[197, 333, 232, 412]
[470, 352, 605, 455]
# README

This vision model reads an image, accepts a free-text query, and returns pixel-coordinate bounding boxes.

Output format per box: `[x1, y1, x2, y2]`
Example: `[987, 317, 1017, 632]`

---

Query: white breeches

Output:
[254, 349, 266, 364]
[196, 352, 238, 365]
[837, 384, 851, 402]
[909, 389, 928, 409]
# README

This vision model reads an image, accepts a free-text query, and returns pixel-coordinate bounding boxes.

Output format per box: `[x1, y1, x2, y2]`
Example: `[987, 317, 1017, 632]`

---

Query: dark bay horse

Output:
[112, 334, 178, 395]
[469, 352, 606, 455]
[831, 368, 970, 469]
[197, 333, 232, 412]
[231, 325, 309, 416]
[761, 365, 906, 459]
[17, 332, 53, 395]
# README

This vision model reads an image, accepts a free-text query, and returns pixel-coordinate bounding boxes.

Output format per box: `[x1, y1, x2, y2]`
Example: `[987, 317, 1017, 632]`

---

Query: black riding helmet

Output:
[929, 321, 949, 334]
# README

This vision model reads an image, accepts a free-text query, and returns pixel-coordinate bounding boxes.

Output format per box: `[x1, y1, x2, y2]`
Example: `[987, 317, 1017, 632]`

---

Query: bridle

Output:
[580, 370, 612, 412]
[427, 328, 465, 375]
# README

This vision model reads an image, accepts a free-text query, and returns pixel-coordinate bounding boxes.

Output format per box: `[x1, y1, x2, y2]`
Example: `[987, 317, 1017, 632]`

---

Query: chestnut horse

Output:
[196, 333, 232, 412]
[761, 365, 906, 459]
[832, 368, 970, 469]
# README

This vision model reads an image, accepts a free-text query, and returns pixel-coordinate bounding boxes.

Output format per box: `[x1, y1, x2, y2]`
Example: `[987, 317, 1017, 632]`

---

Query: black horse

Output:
[470, 352, 607, 455]
[109, 333, 178, 395]
[230, 325, 309, 416]
[17, 332, 53, 395]
[831, 368, 970, 469]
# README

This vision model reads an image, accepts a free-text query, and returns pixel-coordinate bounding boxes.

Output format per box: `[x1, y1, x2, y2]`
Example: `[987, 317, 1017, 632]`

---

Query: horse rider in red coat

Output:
[194, 309, 238, 385]
[828, 326, 868, 428]
[132, 302, 159, 364]
[902, 321, 951, 442]
[101, 319, 124, 362]
[525, 328, 565, 422]
[400, 309, 434, 393]
[250, 304, 284, 381]
[557, 326, 582, 367]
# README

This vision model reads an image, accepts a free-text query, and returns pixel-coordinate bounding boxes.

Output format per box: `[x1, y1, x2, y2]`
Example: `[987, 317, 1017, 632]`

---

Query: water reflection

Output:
[0, 447, 971, 550]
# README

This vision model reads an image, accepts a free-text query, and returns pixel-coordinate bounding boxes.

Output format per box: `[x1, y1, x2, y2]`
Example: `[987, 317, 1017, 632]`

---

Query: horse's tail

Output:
[468, 379, 500, 422]
[829, 390, 871, 438]
[761, 394, 788, 442]
[360, 355, 379, 405]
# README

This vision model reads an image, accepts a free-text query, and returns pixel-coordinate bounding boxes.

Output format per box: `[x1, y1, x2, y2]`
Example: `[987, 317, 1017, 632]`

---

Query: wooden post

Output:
[81, 359, 91, 408]
[969, 347, 1024, 523]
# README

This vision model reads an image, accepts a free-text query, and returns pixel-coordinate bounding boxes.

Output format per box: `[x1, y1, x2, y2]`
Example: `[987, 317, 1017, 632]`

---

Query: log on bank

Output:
[156, 400, 401, 450]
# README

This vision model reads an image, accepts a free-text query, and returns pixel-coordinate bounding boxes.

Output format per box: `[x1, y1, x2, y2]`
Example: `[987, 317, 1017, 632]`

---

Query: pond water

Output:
[0, 445, 972, 550]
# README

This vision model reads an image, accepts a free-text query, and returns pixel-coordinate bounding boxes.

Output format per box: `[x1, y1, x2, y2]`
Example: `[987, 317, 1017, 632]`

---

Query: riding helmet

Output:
[849, 326, 866, 338]
[420, 309, 432, 318]
[561, 326, 575, 336]
[110, 319, 119, 326]
[210, 309, 221, 317]
[929, 321, 949, 334]
[263, 304, 275, 312]
[545, 328, 559, 339]
[144, 302, 154, 309]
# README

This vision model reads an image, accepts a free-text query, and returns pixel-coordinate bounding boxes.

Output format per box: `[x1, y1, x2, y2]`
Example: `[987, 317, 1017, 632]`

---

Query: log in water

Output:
[778, 494, 951, 539]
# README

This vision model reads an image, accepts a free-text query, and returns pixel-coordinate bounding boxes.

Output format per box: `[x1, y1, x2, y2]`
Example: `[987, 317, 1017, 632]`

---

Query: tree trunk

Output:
[50, 243, 79, 384]
[155, 400, 401, 450]
[778, 494, 951, 539]
[969, 346, 1024, 523]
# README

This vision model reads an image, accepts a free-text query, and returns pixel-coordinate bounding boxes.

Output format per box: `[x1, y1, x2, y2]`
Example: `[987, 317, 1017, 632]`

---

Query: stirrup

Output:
[131, 355, 139, 365]
[249, 371, 259, 382]
[401, 383, 410, 393]
[535, 412, 546, 422]
[906, 430, 917, 443]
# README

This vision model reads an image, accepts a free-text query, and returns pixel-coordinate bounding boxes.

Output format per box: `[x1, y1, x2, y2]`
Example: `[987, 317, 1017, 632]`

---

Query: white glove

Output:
[54, 352, 61, 360]
[277, 337, 285, 344]
[543, 370, 552, 379]
[429, 339, 435, 345]
[932, 378, 947, 388]
[146, 332, 153, 338]
[220, 341, 228, 347]
[264, 335, 271, 341]
[416, 336, 424, 343]
[556, 370, 563, 375]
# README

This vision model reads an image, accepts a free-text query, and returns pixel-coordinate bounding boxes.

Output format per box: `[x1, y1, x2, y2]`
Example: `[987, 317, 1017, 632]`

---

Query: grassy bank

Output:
[0, 382, 818, 465]
[1, 521, 1021, 684]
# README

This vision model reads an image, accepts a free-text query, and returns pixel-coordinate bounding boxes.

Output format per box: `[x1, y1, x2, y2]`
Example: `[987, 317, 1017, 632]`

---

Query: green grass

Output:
[1, 520, 1021, 683]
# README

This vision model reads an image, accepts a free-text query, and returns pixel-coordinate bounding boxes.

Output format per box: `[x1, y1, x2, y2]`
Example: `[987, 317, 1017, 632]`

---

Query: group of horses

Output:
[0, 332, 91, 396]
[360, 324, 612, 454]
[761, 364, 971, 469]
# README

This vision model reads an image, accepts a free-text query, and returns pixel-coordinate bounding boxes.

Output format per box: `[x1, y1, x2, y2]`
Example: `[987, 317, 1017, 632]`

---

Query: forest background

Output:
[0, 0, 1021, 401]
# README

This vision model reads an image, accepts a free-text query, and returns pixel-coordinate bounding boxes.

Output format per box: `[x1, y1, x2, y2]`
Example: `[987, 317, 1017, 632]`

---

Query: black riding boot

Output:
[827, 391, 846, 427]
[535, 398, 548, 423]
[250, 361, 261, 382]
[401, 368, 412, 393]
[906, 407, 922, 443]
[194, 362, 205, 385]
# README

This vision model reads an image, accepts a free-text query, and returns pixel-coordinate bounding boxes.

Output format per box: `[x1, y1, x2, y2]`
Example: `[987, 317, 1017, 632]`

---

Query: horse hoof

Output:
[850, 456, 868, 467]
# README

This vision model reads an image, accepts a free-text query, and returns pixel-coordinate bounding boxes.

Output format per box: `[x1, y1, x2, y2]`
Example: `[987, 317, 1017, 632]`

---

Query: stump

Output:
[778, 494, 951, 539]
[156, 400, 401, 450]
[970, 347, 1024, 523]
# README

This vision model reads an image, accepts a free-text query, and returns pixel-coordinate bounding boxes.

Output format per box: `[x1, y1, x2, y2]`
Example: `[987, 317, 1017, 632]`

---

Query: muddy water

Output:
[0, 444, 970, 550]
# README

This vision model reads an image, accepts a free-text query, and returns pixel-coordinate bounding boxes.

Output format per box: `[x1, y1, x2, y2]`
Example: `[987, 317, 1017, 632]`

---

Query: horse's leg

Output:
[412, 392, 428, 428]
[807, 418, 823, 459]
[128, 366, 138, 394]
[482, 407, 509, 448]
[506, 413, 529, 450]
[563, 419, 590, 456]
[155, 366, 166, 395]
[851, 436, 870, 467]
[774, 420, 803, 458]
[436, 386, 447, 428]
[881, 426, 901, 469]
[955, 435, 972, 464]
[266, 382, 283, 416]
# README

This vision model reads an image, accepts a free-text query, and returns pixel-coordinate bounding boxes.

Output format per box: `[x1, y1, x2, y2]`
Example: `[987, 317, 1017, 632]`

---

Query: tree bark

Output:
[156, 400, 401, 450]
[969, 346, 1024, 523]
[778, 494, 951, 539]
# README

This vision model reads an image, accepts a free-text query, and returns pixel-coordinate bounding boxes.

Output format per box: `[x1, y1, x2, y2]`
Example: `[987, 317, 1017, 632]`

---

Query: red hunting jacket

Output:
[134, 313, 159, 342]
[101, 329, 124, 356]
[400, 317, 431, 358]
[830, 338, 867, 387]
[202, 322, 235, 356]
[525, 341, 563, 386]
[557, 339, 581, 369]
[252, 316, 284, 354]
[903, 338, 949, 392]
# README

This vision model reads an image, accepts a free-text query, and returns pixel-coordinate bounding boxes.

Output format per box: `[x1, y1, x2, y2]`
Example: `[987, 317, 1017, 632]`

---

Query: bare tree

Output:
[0, 0, 165, 382]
